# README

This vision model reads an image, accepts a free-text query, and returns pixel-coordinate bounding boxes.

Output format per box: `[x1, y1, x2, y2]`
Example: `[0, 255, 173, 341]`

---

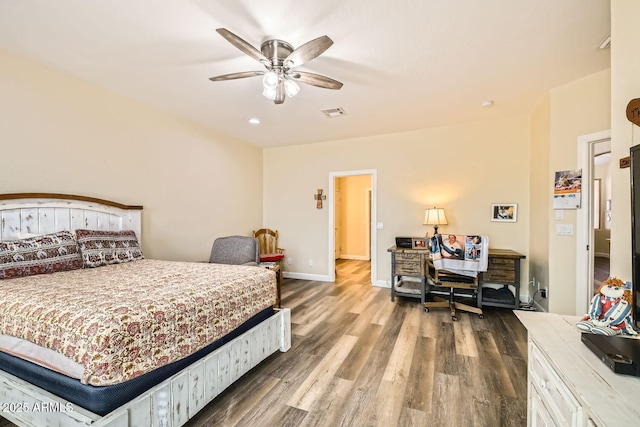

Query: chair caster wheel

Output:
[424, 307, 430, 313]
[452, 316, 458, 321]
[479, 314, 484, 319]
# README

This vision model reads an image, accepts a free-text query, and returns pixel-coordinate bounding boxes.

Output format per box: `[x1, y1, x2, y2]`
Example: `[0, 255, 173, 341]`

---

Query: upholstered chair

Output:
[209, 236, 260, 266]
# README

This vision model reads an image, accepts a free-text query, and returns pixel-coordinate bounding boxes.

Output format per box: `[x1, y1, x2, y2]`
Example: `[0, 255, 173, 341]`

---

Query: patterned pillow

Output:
[0, 231, 83, 280]
[75, 229, 144, 268]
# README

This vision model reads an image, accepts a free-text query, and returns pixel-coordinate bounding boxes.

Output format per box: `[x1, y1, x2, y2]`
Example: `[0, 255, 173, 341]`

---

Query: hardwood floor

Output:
[1, 259, 529, 427]
[594, 255, 610, 289]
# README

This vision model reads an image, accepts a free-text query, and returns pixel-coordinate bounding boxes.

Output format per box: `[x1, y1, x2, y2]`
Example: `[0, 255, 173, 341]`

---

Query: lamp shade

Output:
[423, 207, 448, 226]
[424, 207, 447, 237]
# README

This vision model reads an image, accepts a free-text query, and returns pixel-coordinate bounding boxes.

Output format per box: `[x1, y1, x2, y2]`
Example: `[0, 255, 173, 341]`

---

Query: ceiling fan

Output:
[209, 28, 343, 104]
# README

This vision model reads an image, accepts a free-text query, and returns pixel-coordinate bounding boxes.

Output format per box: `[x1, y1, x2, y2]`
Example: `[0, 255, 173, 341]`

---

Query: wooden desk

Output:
[387, 246, 525, 309]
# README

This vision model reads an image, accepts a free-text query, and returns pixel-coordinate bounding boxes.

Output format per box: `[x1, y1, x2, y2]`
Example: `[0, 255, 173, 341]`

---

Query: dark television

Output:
[632, 144, 640, 333]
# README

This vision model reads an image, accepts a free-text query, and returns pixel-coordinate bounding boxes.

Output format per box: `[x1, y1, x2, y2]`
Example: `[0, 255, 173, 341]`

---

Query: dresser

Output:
[387, 246, 525, 308]
[515, 311, 640, 426]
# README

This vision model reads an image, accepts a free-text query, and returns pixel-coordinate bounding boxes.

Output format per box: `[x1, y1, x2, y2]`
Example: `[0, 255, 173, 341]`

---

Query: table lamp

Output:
[423, 207, 448, 237]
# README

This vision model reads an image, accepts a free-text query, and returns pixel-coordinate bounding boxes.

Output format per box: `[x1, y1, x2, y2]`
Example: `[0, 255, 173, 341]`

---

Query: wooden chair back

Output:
[252, 228, 282, 255]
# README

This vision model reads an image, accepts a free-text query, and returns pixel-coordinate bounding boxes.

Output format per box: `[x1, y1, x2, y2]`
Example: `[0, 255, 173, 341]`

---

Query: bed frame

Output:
[0, 193, 291, 427]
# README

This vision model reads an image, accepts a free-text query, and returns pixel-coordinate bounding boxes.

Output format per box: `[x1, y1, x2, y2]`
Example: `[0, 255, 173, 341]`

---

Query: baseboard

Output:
[373, 279, 389, 288]
[282, 272, 332, 282]
[337, 255, 370, 261]
[594, 252, 610, 258]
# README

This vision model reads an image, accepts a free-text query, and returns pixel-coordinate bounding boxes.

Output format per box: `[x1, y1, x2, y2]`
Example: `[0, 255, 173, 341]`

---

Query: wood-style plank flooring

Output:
[1, 259, 529, 427]
[594, 255, 610, 289]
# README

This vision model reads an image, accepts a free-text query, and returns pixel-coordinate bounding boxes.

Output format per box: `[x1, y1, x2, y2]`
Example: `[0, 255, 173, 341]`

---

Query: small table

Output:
[387, 246, 430, 305]
[260, 262, 282, 307]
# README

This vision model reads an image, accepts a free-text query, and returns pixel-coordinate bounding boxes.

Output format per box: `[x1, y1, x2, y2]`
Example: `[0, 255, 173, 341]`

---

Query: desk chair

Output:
[424, 264, 484, 321]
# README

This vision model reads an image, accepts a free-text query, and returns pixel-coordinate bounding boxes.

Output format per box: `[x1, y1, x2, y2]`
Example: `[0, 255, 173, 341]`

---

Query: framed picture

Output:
[491, 204, 517, 222]
[412, 237, 427, 249]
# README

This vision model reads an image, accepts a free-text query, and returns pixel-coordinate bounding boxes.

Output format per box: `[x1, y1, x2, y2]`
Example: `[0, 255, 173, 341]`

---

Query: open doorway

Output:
[576, 130, 611, 315]
[334, 176, 371, 280]
[328, 170, 377, 284]
[592, 146, 611, 294]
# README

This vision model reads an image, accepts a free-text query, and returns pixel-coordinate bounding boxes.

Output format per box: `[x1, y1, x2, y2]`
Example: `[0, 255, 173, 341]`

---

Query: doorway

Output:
[576, 130, 611, 315]
[592, 147, 612, 294]
[328, 170, 377, 284]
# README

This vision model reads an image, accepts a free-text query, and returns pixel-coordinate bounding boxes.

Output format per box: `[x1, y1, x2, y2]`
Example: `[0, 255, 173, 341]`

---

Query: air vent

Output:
[321, 107, 346, 118]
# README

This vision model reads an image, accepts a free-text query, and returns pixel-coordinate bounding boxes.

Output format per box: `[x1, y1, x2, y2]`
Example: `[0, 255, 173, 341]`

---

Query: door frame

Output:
[576, 129, 611, 315]
[328, 169, 377, 283]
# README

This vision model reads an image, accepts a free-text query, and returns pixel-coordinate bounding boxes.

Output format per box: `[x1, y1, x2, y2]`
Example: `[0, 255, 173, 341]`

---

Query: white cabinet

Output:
[515, 311, 640, 427]
[528, 339, 583, 426]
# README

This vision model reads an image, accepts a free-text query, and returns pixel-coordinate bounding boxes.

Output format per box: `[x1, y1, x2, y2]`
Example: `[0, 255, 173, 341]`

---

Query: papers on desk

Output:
[430, 234, 489, 275]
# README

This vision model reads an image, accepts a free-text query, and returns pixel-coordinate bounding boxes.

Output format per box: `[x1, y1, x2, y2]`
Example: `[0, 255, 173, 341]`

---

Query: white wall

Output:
[0, 49, 264, 261]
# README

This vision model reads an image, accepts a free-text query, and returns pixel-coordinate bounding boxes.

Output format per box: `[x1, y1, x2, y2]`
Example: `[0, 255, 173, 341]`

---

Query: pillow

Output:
[0, 231, 83, 280]
[75, 229, 144, 268]
[260, 253, 285, 262]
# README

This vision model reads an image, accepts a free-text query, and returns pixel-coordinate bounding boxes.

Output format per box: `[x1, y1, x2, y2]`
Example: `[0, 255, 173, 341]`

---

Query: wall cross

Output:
[314, 189, 326, 209]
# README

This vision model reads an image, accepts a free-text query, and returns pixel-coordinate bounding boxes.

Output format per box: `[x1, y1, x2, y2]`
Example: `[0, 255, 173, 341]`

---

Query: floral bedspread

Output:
[0, 259, 276, 386]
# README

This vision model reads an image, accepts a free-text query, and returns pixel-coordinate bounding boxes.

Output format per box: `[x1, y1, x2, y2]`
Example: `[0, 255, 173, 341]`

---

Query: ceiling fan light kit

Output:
[210, 28, 343, 105]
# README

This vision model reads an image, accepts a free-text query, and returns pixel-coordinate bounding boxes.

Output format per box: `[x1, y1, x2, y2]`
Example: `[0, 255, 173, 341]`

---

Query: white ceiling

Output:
[0, 0, 610, 148]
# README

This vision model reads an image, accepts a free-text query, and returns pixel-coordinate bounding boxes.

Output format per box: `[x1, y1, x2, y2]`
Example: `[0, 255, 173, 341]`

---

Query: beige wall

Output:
[529, 94, 551, 310]
[264, 116, 531, 287]
[0, 49, 264, 261]
[610, 1, 640, 282]
[542, 69, 611, 314]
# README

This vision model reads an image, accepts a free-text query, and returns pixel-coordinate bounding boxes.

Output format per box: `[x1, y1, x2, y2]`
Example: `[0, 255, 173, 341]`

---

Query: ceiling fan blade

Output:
[209, 71, 264, 81]
[284, 35, 333, 69]
[216, 28, 270, 65]
[290, 71, 343, 90]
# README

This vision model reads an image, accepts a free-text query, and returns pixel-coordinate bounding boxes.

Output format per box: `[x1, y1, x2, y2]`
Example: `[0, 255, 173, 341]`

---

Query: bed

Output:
[0, 193, 291, 427]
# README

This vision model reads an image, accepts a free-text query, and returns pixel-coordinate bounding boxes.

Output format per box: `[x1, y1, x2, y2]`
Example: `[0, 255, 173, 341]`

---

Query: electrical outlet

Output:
[308, 259, 313, 267]
[541, 288, 547, 299]
[287, 258, 292, 265]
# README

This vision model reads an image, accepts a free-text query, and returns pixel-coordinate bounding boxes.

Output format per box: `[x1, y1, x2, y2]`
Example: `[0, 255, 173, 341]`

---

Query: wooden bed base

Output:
[0, 193, 292, 427]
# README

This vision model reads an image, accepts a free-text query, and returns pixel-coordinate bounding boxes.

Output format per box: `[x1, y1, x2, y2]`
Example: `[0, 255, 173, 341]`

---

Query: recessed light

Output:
[481, 100, 494, 108]
[248, 118, 260, 125]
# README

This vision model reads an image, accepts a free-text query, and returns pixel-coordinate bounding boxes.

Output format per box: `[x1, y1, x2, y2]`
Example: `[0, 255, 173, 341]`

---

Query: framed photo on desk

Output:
[412, 237, 427, 248]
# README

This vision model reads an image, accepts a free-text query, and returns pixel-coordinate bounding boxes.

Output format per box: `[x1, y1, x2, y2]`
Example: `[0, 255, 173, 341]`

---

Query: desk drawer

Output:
[395, 252, 421, 262]
[396, 261, 423, 274]
[483, 258, 516, 283]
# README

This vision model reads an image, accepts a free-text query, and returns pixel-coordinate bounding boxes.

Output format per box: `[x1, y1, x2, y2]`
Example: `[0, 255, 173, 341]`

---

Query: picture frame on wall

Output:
[412, 237, 427, 249]
[491, 204, 517, 222]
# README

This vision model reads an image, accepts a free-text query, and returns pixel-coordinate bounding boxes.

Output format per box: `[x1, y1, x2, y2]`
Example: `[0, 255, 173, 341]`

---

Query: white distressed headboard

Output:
[0, 193, 143, 241]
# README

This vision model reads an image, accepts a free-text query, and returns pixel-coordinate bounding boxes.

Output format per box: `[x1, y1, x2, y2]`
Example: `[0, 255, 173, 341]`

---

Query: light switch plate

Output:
[556, 224, 573, 235]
